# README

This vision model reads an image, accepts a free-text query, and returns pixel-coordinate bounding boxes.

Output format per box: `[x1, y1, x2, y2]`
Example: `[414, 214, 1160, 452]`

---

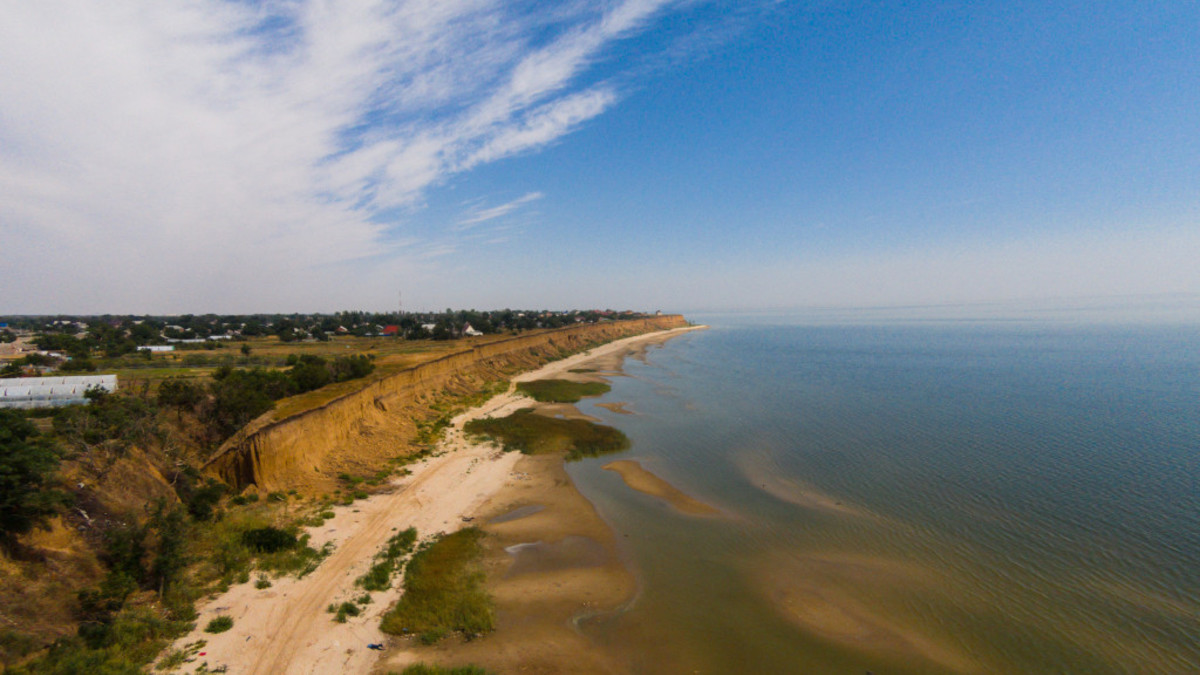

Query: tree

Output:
[0, 410, 69, 545]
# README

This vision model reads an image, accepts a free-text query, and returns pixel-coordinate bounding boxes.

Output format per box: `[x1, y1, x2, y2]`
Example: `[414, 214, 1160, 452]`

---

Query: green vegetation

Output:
[10, 607, 186, 675]
[53, 388, 160, 457]
[330, 601, 361, 623]
[204, 616, 233, 634]
[391, 665, 494, 675]
[464, 409, 630, 461]
[152, 354, 376, 444]
[357, 527, 418, 592]
[380, 528, 493, 643]
[516, 379, 610, 403]
[0, 410, 70, 545]
[241, 526, 297, 553]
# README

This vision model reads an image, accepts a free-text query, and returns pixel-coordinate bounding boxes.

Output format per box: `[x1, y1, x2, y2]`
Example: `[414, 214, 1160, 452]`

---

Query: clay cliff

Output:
[203, 316, 687, 492]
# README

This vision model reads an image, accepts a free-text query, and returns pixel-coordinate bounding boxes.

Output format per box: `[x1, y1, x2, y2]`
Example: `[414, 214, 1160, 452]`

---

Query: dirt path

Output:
[161, 326, 702, 675]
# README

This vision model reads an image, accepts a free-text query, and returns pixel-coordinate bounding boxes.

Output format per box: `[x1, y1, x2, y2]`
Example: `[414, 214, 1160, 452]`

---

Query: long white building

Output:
[0, 375, 118, 409]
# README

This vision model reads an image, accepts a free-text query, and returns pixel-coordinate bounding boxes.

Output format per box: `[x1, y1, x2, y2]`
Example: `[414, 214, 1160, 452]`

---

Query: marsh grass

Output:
[463, 409, 630, 461]
[379, 529, 492, 642]
[516, 379, 609, 403]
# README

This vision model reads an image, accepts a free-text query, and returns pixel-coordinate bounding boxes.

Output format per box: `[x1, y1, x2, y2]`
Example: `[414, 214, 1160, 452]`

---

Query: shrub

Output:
[240, 527, 297, 553]
[333, 601, 360, 623]
[205, 616, 233, 634]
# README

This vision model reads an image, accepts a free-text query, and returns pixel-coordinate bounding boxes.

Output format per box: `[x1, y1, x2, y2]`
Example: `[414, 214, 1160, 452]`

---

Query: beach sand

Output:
[160, 325, 703, 675]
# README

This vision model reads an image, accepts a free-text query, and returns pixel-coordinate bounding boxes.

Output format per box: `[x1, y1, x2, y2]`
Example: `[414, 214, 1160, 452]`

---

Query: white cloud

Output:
[457, 191, 544, 227]
[0, 0, 688, 313]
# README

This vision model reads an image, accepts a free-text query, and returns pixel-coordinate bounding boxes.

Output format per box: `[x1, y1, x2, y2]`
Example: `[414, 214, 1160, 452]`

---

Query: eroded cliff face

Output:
[203, 316, 687, 492]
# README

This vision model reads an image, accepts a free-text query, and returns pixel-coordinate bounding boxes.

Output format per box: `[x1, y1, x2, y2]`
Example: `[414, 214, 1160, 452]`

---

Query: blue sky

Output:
[1, 1, 1197, 316]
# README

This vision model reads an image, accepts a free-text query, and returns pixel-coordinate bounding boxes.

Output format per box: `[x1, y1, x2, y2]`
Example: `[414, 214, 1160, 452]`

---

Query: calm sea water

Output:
[566, 317, 1200, 674]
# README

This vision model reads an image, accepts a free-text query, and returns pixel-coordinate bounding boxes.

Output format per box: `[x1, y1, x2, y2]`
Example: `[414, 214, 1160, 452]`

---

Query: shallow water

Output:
[503, 536, 608, 578]
[488, 504, 545, 525]
[566, 317, 1200, 673]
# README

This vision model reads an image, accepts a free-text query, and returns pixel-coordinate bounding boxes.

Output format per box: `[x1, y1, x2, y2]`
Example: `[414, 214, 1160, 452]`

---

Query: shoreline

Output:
[162, 325, 703, 675]
[377, 324, 706, 673]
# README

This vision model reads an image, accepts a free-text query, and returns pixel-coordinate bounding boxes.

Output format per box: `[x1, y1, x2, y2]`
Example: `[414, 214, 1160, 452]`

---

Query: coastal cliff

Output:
[203, 316, 687, 491]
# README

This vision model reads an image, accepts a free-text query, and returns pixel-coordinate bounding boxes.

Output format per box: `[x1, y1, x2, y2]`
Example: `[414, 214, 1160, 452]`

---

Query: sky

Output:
[1, 0, 1197, 317]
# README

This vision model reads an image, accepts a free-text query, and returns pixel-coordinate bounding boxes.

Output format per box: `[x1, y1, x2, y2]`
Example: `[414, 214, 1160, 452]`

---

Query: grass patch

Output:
[380, 528, 493, 642]
[516, 379, 609, 403]
[464, 409, 630, 461]
[358, 527, 418, 591]
[204, 616, 233, 634]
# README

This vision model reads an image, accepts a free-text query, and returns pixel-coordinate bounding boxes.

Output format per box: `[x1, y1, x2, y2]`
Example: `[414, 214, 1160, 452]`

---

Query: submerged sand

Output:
[602, 460, 720, 516]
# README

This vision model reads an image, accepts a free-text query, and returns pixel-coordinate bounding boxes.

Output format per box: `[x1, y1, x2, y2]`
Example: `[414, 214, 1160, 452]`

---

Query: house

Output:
[382, 325, 400, 336]
[463, 323, 483, 337]
[137, 345, 175, 352]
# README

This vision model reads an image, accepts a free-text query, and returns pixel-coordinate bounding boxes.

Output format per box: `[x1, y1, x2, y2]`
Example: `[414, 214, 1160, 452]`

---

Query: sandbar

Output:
[602, 459, 719, 516]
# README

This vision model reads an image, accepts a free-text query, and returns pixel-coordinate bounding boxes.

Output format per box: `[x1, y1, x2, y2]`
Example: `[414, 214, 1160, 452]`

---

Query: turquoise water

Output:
[567, 318, 1200, 673]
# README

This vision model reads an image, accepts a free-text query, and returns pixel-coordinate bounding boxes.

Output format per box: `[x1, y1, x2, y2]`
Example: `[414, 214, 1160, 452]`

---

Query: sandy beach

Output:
[161, 325, 703, 675]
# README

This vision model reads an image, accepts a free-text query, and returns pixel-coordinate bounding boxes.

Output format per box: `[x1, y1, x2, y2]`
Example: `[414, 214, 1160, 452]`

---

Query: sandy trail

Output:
[162, 326, 701, 675]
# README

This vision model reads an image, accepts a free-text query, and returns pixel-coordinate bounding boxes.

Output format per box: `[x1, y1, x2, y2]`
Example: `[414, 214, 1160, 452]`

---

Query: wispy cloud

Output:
[457, 191, 544, 227]
[0, 0, 700, 312]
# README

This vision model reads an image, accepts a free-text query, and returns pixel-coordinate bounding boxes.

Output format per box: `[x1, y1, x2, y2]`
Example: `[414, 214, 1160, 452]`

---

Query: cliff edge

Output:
[203, 316, 688, 492]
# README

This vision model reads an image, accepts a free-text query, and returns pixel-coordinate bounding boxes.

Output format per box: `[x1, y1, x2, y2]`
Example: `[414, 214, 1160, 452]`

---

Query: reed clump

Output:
[516, 379, 610, 403]
[464, 409, 630, 461]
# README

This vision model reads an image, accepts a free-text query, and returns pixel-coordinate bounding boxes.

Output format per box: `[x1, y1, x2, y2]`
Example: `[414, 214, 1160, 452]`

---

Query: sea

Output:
[564, 313, 1199, 674]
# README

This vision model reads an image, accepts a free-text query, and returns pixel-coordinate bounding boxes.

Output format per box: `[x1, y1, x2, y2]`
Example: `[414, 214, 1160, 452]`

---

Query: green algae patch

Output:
[380, 529, 493, 643]
[464, 409, 630, 461]
[516, 379, 610, 403]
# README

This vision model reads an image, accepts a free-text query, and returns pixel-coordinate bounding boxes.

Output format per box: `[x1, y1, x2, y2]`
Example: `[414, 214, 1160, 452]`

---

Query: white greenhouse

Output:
[0, 375, 118, 409]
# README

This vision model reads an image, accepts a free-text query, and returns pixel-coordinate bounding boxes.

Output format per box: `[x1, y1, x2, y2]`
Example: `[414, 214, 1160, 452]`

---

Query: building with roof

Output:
[0, 375, 118, 409]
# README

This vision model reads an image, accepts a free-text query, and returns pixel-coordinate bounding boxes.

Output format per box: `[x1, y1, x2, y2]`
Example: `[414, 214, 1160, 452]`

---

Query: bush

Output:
[205, 616, 233, 633]
[332, 601, 360, 623]
[240, 527, 297, 553]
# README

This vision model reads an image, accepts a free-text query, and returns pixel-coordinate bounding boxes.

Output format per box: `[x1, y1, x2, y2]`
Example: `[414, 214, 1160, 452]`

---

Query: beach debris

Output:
[367, 643, 386, 651]
[461, 516, 475, 522]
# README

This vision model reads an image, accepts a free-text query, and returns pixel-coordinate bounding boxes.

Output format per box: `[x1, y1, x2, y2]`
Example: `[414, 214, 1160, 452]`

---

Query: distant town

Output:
[0, 309, 660, 376]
